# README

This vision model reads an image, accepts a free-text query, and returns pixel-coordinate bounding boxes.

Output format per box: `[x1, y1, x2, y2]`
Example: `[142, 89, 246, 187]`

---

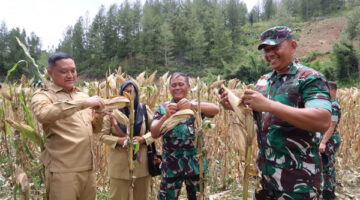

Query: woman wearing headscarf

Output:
[100, 80, 154, 200]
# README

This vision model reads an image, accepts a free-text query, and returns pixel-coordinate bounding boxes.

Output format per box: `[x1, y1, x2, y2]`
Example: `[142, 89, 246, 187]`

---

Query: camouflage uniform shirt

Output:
[153, 99, 199, 178]
[325, 99, 341, 153]
[255, 61, 331, 193]
[321, 99, 341, 192]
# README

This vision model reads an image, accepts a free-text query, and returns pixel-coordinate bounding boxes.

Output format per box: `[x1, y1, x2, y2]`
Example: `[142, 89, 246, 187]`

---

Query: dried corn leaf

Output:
[116, 66, 122, 75]
[209, 80, 225, 90]
[146, 70, 157, 84]
[15, 165, 30, 192]
[136, 71, 146, 86]
[0, 84, 11, 100]
[6, 119, 44, 148]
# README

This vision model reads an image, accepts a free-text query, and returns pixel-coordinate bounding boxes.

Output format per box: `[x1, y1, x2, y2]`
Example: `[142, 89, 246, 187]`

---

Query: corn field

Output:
[0, 70, 359, 200]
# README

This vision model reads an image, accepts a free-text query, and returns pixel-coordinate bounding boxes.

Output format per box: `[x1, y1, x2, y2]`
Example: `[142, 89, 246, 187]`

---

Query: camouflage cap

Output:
[258, 26, 292, 50]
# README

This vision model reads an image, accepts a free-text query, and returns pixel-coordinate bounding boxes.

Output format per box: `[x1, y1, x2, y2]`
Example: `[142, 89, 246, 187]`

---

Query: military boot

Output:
[321, 190, 336, 200]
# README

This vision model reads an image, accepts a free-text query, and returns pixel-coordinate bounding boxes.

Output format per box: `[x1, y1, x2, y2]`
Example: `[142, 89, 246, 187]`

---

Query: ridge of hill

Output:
[294, 17, 347, 58]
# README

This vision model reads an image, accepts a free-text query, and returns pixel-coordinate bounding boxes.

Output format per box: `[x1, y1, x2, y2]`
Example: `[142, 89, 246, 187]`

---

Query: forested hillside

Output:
[1, 0, 360, 86]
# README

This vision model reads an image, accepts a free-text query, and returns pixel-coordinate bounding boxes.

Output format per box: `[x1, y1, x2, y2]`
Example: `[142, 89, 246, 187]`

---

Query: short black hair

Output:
[327, 81, 337, 90]
[48, 52, 73, 68]
[170, 72, 189, 86]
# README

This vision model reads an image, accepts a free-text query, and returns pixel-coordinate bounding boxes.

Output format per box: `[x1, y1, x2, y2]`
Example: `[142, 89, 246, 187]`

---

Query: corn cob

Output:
[160, 109, 195, 134]
[103, 96, 130, 111]
[112, 109, 129, 126]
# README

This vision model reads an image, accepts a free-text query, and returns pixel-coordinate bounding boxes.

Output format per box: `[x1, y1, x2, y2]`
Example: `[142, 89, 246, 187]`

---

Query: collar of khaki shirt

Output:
[48, 82, 81, 93]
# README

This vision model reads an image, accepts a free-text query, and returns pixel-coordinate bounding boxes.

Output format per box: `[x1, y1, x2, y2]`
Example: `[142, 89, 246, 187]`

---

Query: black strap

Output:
[143, 104, 157, 154]
[143, 104, 149, 133]
[254, 111, 275, 196]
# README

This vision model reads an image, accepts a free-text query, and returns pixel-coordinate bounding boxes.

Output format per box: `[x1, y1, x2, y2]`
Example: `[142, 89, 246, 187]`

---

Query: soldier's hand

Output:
[319, 142, 326, 153]
[165, 103, 177, 119]
[177, 98, 191, 110]
[243, 89, 272, 112]
[86, 96, 105, 110]
[220, 90, 233, 110]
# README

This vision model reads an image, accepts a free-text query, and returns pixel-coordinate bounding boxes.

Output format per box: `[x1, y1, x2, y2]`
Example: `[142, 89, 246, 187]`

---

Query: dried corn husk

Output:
[0, 84, 12, 100]
[103, 96, 130, 111]
[209, 80, 225, 90]
[99, 81, 106, 89]
[136, 71, 146, 86]
[107, 74, 117, 92]
[145, 70, 157, 85]
[159, 72, 169, 85]
[6, 119, 44, 148]
[116, 74, 126, 85]
[116, 66, 122, 75]
[222, 87, 246, 127]
[160, 109, 195, 134]
[228, 79, 238, 89]
[112, 109, 129, 125]
[15, 165, 30, 192]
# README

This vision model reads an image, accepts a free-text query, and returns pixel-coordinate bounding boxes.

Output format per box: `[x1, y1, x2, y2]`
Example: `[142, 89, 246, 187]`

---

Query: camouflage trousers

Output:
[255, 178, 320, 200]
[321, 141, 340, 195]
[255, 189, 320, 200]
[157, 175, 199, 200]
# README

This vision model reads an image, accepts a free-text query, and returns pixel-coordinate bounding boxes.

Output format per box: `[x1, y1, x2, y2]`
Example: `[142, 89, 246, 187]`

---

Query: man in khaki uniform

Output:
[31, 52, 105, 200]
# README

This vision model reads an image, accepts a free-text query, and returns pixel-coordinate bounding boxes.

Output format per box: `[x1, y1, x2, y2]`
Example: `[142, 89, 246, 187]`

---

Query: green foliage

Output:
[302, 51, 337, 80]
[346, 7, 360, 41]
[224, 51, 270, 84]
[0, 23, 41, 81]
[333, 40, 359, 81]
[1, 0, 358, 87]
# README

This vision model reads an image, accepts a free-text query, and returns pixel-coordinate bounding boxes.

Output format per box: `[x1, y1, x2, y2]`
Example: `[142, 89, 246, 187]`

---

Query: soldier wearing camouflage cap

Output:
[221, 26, 332, 199]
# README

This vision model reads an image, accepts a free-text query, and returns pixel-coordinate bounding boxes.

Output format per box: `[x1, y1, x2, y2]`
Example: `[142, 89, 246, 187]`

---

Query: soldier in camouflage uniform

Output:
[319, 81, 341, 200]
[151, 72, 219, 200]
[220, 26, 332, 200]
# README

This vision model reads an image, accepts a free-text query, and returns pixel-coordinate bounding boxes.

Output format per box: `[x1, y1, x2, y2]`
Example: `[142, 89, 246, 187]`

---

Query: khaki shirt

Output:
[100, 105, 154, 179]
[31, 83, 101, 173]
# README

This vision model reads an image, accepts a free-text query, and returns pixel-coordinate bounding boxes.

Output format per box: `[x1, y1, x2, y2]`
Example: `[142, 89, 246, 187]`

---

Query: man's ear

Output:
[47, 69, 52, 77]
[291, 40, 297, 49]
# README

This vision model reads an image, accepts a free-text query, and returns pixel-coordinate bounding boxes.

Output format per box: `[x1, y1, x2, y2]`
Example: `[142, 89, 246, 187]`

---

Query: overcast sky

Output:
[0, 0, 257, 50]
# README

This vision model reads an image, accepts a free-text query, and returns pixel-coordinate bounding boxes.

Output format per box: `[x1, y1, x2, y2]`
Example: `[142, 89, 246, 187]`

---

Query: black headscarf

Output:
[118, 80, 144, 136]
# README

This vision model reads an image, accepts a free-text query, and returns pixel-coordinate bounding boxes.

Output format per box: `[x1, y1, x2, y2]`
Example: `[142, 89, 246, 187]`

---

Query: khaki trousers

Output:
[46, 170, 96, 200]
[109, 176, 151, 200]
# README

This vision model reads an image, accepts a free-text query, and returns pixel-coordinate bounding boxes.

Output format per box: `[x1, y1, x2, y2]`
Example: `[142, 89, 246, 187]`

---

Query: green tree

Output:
[209, 2, 233, 70]
[333, 40, 359, 80]
[86, 6, 107, 76]
[0, 22, 8, 76]
[140, 0, 163, 72]
[57, 27, 74, 56]
[224, 0, 247, 46]
[72, 17, 86, 71]
[263, 0, 276, 20]
[159, 21, 175, 68]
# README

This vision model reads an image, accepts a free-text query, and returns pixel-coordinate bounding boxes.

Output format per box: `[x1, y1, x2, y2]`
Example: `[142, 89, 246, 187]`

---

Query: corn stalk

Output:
[242, 109, 256, 200]
[219, 85, 257, 199]
[128, 93, 135, 200]
[194, 78, 205, 199]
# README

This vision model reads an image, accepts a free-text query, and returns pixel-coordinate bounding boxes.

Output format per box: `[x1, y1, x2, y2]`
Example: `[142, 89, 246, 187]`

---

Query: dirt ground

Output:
[294, 17, 347, 58]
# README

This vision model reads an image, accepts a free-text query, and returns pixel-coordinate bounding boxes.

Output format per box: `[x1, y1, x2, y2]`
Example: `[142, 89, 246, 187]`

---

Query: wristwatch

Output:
[191, 101, 198, 111]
